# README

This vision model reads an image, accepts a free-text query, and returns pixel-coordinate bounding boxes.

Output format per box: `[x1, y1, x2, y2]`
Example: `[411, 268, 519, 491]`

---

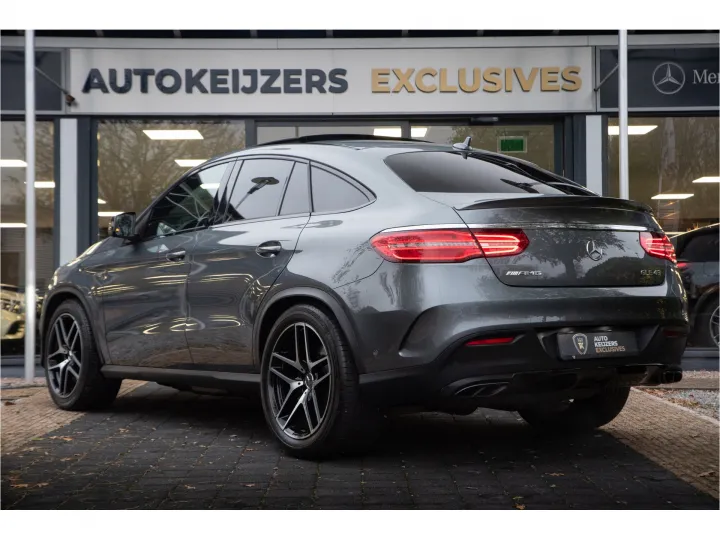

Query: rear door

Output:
[384, 150, 669, 288]
[186, 157, 311, 370]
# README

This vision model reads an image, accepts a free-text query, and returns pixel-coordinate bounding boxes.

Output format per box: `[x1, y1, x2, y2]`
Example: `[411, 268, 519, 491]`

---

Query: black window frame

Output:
[134, 158, 236, 242]
[214, 154, 309, 226]
[308, 162, 375, 215]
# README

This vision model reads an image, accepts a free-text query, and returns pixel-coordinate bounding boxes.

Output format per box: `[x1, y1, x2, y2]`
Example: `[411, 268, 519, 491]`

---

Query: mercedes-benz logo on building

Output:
[652, 62, 686, 95]
[586, 240, 603, 261]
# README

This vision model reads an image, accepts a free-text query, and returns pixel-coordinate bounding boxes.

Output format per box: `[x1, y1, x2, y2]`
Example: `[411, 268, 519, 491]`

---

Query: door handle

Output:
[256, 241, 282, 257]
[166, 249, 186, 262]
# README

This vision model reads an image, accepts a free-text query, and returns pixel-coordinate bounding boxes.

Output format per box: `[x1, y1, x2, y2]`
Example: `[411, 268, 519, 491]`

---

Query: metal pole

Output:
[24, 30, 36, 383]
[618, 29, 630, 200]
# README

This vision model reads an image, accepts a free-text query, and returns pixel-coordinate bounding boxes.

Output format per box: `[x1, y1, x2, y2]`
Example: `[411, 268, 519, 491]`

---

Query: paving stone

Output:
[2, 382, 718, 509]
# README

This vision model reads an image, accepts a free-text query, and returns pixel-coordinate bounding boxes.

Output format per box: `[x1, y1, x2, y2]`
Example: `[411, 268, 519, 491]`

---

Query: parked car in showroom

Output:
[39, 134, 686, 458]
[1, 283, 42, 355]
[671, 224, 719, 348]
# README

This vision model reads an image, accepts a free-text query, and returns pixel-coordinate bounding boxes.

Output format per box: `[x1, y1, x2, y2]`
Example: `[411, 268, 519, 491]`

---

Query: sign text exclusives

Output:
[371, 67, 582, 93]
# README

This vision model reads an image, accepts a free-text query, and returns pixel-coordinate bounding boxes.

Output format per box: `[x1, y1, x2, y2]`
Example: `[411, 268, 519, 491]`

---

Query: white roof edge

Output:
[0, 33, 717, 50]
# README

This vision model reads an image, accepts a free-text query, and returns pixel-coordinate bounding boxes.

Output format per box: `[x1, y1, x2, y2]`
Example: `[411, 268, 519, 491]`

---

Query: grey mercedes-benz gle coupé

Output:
[40, 134, 687, 457]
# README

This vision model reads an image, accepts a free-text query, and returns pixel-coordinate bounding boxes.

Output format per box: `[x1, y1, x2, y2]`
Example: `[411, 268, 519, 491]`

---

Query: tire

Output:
[518, 386, 630, 433]
[693, 298, 719, 348]
[260, 304, 379, 459]
[44, 299, 121, 410]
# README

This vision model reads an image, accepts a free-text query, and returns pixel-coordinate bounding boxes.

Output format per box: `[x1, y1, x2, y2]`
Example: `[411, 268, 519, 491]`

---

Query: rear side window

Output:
[224, 158, 293, 222]
[678, 232, 720, 262]
[279, 163, 310, 215]
[384, 151, 573, 195]
[311, 166, 369, 213]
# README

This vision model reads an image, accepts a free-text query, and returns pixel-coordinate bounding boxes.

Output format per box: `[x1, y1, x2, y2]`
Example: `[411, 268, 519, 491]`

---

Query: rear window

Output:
[384, 151, 589, 195]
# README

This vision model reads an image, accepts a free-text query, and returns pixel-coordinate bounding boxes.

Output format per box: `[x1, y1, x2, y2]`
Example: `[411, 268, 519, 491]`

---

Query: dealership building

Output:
[1, 30, 718, 314]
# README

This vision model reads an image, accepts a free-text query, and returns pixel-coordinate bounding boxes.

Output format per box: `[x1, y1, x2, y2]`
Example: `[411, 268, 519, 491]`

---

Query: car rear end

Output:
[355, 148, 687, 411]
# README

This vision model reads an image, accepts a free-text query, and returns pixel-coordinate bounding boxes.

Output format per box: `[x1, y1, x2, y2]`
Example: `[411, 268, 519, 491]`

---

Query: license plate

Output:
[557, 331, 638, 360]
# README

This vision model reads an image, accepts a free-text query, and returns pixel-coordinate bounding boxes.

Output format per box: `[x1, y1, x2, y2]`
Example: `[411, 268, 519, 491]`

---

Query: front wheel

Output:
[518, 386, 630, 433]
[260, 304, 378, 459]
[44, 299, 121, 410]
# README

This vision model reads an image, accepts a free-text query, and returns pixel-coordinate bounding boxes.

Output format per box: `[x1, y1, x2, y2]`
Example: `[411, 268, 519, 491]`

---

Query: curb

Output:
[632, 388, 720, 426]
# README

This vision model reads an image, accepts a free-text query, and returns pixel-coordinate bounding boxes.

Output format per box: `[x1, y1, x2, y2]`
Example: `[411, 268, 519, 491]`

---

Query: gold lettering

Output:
[561, 66, 582, 91]
[541, 67, 561, 91]
[504, 68, 513, 92]
[439, 68, 458, 93]
[482, 68, 502, 93]
[458, 68, 481, 93]
[371, 69, 391, 93]
[415, 68, 437, 93]
[513, 67, 539, 92]
[392, 68, 415, 93]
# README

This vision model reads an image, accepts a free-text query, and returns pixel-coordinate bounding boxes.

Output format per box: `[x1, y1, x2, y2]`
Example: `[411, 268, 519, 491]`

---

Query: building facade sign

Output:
[68, 46, 594, 115]
[598, 47, 720, 110]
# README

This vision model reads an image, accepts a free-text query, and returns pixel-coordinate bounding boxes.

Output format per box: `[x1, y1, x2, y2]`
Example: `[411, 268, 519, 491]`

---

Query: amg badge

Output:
[505, 270, 543, 276]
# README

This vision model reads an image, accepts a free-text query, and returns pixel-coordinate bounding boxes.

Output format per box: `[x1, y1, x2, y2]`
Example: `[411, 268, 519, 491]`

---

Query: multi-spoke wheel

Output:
[47, 313, 83, 397]
[260, 304, 379, 458]
[710, 305, 719, 348]
[44, 299, 121, 410]
[267, 322, 333, 439]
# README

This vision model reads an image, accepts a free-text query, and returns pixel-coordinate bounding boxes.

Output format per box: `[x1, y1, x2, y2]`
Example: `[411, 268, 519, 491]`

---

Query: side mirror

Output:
[109, 212, 137, 240]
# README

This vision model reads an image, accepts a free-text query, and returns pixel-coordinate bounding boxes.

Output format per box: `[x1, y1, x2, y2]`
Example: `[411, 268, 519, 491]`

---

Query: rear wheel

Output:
[693, 298, 719, 348]
[518, 386, 630, 432]
[260, 304, 378, 459]
[44, 299, 121, 410]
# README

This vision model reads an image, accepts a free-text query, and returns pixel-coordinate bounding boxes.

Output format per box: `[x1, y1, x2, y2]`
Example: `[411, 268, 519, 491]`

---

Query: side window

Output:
[310, 166, 369, 213]
[279, 163, 310, 215]
[225, 158, 293, 222]
[145, 163, 228, 238]
[680, 232, 720, 262]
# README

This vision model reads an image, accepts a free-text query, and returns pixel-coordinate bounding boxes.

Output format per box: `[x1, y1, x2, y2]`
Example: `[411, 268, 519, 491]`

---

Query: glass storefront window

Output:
[257, 124, 404, 144]
[97, 120, 246, 239]
[412, 125, 557, 172]
[608, 117, 719, 235]
[1, 120, 55, 354]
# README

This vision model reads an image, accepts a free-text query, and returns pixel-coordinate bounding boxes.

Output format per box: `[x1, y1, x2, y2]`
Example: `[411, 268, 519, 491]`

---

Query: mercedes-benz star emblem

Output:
[586, 240, 603, 261]
[652, 62, 686, 95]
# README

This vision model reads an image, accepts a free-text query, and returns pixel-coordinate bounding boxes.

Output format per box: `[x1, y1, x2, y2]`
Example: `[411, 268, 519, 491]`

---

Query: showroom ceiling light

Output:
[201, 183, 220, 191]
[98, 198, 107, 204]
[144, 129, 203, 140]
[692, 176, 720, 183]
[98, 211, 123, 217]
[651, 193, 694, 200]
[373, 127, 429, 138]
[175, 159, 206, 167]
[0, 159, 28, 167]
[0, 223, 27, 228]
[34, 181, 56, 188]
[607, 125, 657, 136]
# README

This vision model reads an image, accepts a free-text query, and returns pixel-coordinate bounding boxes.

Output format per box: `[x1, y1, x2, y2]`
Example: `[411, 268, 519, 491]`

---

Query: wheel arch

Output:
[253, 286, 366, 374]
[692, 284, 720, 321]
[40, 286, 102, 367]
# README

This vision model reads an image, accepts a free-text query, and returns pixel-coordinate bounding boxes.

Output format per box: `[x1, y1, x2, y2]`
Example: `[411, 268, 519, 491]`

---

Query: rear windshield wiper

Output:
[499, 178, 542, 193]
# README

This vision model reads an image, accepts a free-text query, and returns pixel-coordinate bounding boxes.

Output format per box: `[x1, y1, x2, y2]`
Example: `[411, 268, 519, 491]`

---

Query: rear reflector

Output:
[640, 232, 677, 263]
[466, 336, 515, 346]
[370, 228, 528, 263]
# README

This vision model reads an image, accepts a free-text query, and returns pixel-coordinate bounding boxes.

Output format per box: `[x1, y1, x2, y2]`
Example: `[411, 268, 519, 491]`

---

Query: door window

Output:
[310, 166, 369, 213]
[224, 158, 294, 222]
[279, 163, 310, 215]
[144, 163, 229, 238]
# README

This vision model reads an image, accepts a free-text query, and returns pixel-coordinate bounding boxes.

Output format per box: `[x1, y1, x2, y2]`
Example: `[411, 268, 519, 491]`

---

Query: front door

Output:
[97, 161, 232, 369]
[186, 157, 311, 370]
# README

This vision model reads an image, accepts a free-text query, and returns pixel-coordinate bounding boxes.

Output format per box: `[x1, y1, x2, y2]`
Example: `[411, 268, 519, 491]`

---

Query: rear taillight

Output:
[640, 232, 676, 263]
[472, 229, 529, 257]
[370, 228, 528, 263]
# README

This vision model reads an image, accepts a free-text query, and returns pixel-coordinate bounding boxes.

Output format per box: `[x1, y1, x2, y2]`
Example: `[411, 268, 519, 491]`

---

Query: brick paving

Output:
[1, 382, 718, 510]
[1, 381, 146, 455]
